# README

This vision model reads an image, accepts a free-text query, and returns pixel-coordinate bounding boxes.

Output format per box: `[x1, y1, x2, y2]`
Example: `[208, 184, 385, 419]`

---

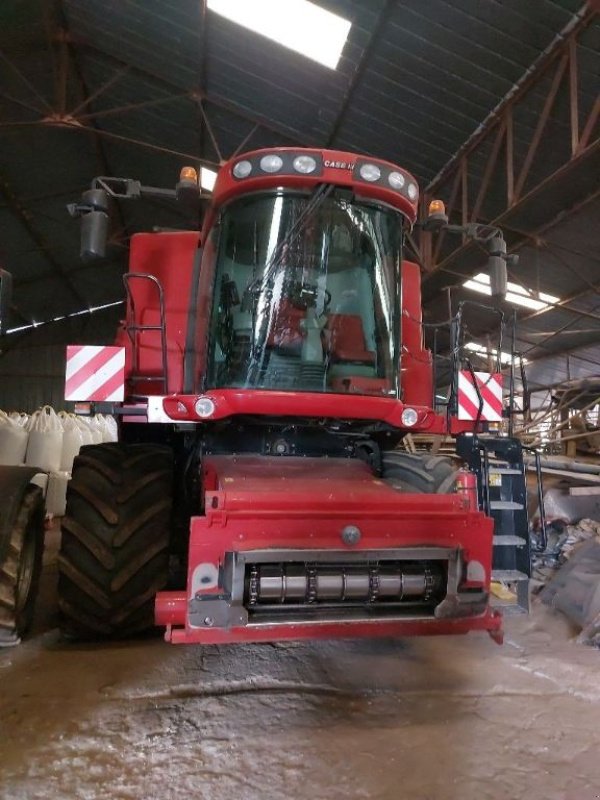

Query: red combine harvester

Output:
[0, 147, 536, 647]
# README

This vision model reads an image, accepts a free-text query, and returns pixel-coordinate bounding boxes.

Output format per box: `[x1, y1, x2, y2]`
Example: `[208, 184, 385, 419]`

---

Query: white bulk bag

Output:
[30, 471, 49, 499]
[93, 414, 111, 443]
[0, 411, 29, 466]
[25, 406, 64, 473]
[74, 416, 94, 447]
[46, 471, 70, 517]
[94, 414, 118, 443]
[58, 412, 84, 472]
[103, 414, 119, 442]
[9, 411, 29, 427]
[88, 415, 104, 444]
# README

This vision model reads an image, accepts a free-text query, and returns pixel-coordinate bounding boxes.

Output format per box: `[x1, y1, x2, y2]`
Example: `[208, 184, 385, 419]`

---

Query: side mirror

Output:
[68, 188, 110, 261]
[80, 208, 109, 260]
[0, 269, 13, 336]
[488, 256, 507, 299]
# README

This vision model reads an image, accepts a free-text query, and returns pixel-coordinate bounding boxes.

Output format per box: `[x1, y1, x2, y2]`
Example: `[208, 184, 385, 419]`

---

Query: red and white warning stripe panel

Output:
[65, 345, 126, 402]
[457, 371, 503, 422]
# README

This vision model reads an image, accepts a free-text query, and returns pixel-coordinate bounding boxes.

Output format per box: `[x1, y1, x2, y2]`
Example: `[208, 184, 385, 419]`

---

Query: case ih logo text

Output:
[324, 160, 355, 170]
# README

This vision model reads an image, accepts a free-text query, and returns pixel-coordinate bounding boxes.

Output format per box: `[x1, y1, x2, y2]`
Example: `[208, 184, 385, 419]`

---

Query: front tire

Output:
[382, 451, 458, 493]
[0, 483, 45, 645]
[58, 443, 173, 640]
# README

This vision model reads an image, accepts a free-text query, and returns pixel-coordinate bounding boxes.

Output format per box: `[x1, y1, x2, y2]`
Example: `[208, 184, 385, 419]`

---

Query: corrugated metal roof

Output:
[0, 0, 597, 389]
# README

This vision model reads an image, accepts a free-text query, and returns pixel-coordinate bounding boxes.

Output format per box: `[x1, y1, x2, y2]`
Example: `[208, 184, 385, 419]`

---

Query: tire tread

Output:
[58, 443, 173, 640]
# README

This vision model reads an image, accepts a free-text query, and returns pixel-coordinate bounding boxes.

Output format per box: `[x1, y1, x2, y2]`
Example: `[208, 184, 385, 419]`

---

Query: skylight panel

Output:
[200, 167, 217, 192]
[207, 0, 351, 69]
[463, 273, 560, 312]
[464, 341, 528, 366]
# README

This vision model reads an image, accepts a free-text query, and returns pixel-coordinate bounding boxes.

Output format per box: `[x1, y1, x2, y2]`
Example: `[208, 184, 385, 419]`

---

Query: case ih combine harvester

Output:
[0, 147, 537, 647]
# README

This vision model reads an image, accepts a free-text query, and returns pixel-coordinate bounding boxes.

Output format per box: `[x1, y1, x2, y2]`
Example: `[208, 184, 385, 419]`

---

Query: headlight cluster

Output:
[354, 159, 419, 205]
[232, 152, 323, 180]
[230, 151, 419, 206]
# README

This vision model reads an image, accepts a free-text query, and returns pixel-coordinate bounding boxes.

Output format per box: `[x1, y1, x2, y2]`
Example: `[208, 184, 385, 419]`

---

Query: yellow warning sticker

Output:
[488, 472, 502, 487]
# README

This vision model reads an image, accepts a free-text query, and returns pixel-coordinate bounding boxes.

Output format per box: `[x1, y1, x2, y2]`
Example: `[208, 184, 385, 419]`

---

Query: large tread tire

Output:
[58, 443, 173, 640]
[0, 484, 45, 644]
[382, 451, 457, 494]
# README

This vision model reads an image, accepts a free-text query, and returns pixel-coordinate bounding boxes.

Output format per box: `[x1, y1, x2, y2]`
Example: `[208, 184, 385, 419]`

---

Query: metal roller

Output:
[247, 563, 443, 606]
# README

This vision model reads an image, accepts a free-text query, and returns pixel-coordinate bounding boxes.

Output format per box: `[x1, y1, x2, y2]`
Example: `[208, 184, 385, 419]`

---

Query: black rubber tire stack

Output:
[382, 451, 458, 494]
[58, 443, 173, 640]
[0, 483, 45, 644]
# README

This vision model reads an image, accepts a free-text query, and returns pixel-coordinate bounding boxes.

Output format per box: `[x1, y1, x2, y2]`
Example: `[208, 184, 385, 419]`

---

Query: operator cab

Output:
[205, 189, 403, 397]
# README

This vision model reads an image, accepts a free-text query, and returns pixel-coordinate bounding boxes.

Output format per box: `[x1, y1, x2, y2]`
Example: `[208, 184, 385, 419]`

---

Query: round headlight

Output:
[359, 163, 381, 182]
[407, 182, 418, 201]
[232, 160, 252, 179]
[260, 154, 284, 173]
[401, 407, 419, 427]
[293, 155, 317, 174]
[195, 397, 216, 419]
[388, 171, 405, 190]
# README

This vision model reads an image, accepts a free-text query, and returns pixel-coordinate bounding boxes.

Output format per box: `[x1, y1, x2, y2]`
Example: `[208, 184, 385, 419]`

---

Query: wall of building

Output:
[0, 307, 122, 413]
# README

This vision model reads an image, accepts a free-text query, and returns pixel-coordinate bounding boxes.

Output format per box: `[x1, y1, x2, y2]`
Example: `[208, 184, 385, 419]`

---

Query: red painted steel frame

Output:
[161, 390, 476, 435]
[155, 456, 503, 645]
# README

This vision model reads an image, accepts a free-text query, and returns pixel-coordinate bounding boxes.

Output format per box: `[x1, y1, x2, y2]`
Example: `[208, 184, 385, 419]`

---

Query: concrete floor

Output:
[2, 523, 600, 800]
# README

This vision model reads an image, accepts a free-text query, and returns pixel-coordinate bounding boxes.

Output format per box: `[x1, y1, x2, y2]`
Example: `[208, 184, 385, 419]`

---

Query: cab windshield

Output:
[205, 190, 403, 397]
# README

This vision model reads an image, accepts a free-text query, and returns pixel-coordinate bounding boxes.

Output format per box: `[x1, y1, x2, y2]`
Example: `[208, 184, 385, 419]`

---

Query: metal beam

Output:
[0, 172, 85, 306]
[577, 95, 600, 155]
[471, 119, 506, 222]
[513, 54, 568, 202]
[420, 7, 598, 287]
[63, 36, 314, 148]
[326, 0, 394, 147]
[423, 137, 600, 291]
[426, 5, 595, 193]
[0, 48, 53, 114]
[50, 0, 134, 254]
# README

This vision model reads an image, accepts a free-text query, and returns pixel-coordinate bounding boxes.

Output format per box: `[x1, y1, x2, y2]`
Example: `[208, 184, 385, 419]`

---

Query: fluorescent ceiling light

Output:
[207, 0, 351, 69]
[200, 166, 217, 192]
[463, 272, 560, 312]
[6, 300, 124, 335]
[464, 341, 528, 366]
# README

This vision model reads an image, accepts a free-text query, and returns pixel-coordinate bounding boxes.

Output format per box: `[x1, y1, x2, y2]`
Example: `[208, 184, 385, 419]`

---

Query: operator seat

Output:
[266, 298, 306, 354]
[325, 314, 375, 365]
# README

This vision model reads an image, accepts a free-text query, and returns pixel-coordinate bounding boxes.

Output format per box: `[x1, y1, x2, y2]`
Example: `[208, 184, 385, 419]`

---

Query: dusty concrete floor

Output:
[1, 523, 600, 800]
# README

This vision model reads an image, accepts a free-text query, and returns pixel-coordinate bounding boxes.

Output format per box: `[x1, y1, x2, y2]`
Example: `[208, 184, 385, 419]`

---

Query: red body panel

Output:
[401, 260, 434, 408]
[155, 456, 502, 645]
[115, 231, 199, 394]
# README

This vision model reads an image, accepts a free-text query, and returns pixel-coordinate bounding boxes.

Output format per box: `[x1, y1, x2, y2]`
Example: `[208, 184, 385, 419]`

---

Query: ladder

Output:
[123, 273, 169, 394]
[457, 435, 532, 613]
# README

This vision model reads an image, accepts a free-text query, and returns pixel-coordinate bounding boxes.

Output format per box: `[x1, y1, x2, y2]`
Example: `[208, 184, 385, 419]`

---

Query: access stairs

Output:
[457, 435, 535, 614]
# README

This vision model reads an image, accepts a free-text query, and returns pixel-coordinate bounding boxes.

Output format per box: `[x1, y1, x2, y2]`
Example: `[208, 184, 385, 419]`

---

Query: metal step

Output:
[489, 500, 525, 511]
[490, 598, 528, 615]
[492, 569, 529, 582]
[489, 468, 522, 475]
[493, 535, 527, 546]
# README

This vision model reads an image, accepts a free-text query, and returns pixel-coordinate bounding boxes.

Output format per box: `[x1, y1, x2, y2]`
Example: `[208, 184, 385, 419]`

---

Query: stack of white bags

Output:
[0, 407, 118, 516]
